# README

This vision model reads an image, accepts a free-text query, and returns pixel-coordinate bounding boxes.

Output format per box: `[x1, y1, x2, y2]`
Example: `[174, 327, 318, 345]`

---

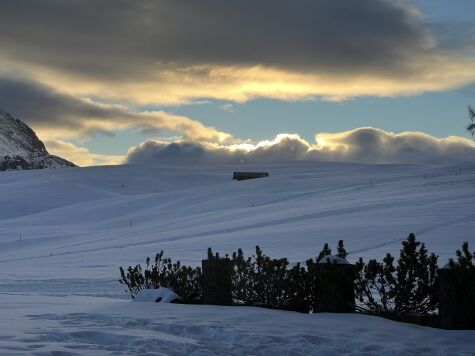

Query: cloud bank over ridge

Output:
[127, 128, 475, 166]
[3, 75, 474, 167]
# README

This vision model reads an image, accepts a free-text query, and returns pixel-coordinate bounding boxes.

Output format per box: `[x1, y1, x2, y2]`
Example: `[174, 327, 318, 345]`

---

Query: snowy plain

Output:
[0, 161, 474, 355]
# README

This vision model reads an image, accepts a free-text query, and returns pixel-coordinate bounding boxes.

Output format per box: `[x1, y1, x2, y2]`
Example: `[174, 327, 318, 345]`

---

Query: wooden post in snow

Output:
[314, 256, 356, 313]
[202, 252, 233, 306]
[438, 267, 475, 330]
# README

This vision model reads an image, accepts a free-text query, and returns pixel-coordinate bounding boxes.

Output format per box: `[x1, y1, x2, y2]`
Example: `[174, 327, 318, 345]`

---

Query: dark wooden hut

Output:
[233, 172, 269, 181]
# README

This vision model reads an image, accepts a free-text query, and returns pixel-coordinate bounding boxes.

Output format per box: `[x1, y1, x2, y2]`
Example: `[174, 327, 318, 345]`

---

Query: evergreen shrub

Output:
[354, 233, 439, 314]
[119, 250, 202, 303]
[119, 236, 472, 317]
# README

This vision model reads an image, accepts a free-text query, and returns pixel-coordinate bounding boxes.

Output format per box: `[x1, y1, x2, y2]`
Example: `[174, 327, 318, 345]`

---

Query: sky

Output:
[1, 0, 475, 166]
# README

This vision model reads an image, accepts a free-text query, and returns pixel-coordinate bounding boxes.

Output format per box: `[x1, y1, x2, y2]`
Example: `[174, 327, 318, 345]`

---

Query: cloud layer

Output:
[126, 128, 475, 166]
[1, 1, 474, 166]
[0, 76, 232, 142]
[1, 0, 474, 104]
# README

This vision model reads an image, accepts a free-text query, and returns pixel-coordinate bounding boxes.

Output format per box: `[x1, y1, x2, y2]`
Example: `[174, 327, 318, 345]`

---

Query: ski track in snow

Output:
[0, 161, 474, 354]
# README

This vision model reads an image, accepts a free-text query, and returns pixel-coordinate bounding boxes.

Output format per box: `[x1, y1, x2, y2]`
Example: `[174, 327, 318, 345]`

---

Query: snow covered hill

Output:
[0, 162, 474, 354]
[0, 108, 76, 170]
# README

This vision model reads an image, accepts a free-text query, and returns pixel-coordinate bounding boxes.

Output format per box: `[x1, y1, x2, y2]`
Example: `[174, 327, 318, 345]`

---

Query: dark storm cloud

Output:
[0, 76, 124, 130]
[0, 0, 430, 78]
[0, 76, 232, 141]
[1, 0, 473, 105]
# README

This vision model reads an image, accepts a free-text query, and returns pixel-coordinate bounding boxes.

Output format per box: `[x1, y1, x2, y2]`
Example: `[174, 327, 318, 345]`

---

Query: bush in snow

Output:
[354, 233, 439, 314]
[231, 241, 348, 312]
[447, 241, 474, 269]
[119, 238, 471, 319]
[231, 245, 305, 310]
[316, 243, 332, 262]
[120, 241, 349, 311]
[231, 246, 291, 309]
[316, 240, 348, 262]
[119, 250, 202, 303]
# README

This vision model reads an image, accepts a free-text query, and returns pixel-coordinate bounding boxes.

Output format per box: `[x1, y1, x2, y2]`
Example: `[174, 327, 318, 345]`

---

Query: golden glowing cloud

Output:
[4, 53, 474, 107]
[33, 109, 234, 143]
[44, 139, 124, 167]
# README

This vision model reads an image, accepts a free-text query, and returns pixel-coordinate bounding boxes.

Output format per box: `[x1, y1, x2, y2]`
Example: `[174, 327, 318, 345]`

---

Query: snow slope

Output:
[0, 161, 474, 354]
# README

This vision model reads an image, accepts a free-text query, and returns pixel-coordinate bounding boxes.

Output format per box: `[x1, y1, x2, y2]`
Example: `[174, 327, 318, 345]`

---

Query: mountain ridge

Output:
[0, 108, 76, 171]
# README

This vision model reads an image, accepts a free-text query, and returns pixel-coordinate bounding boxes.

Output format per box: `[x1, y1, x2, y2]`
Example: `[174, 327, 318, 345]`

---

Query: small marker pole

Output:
[19, 233, 22, 241]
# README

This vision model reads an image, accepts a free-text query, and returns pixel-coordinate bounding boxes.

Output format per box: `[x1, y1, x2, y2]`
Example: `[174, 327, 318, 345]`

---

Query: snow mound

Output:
[318, 255, 350, 264]
[132, 287, 181, 303]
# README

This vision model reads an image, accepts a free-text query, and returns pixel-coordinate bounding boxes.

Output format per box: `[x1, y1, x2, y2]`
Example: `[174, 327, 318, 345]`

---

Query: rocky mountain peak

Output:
[0, 108, 76, 171]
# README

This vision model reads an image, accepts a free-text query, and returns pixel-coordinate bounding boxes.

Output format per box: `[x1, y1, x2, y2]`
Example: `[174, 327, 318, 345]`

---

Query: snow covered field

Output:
[1, 161, 474, 355]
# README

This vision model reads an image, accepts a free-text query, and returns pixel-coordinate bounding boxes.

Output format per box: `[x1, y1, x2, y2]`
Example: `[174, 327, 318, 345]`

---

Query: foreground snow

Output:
[0, 161, 474, 354]
[1, 294, 474, 355]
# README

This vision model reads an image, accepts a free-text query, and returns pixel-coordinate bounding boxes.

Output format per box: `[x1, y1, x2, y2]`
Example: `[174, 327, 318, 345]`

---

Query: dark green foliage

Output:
[317, 243, 332, 262]
[232, 246, 306, 310]
[230, 242, 347, 312]
[395, 234, 438, 313]
[355, 254, 396, 313]
[286, 261, 314, 312]
[449, 242, 474, 269]
[120, 241, 349, 312]
[255, 246, 290, 309]
[118, 237, 455, 317]
[119, 250, 202, 303]
[232, 248, 256, 303]
[119, 264, 146, 297]
[355, 233, 438, 314]
[337, 240, 348, 259]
